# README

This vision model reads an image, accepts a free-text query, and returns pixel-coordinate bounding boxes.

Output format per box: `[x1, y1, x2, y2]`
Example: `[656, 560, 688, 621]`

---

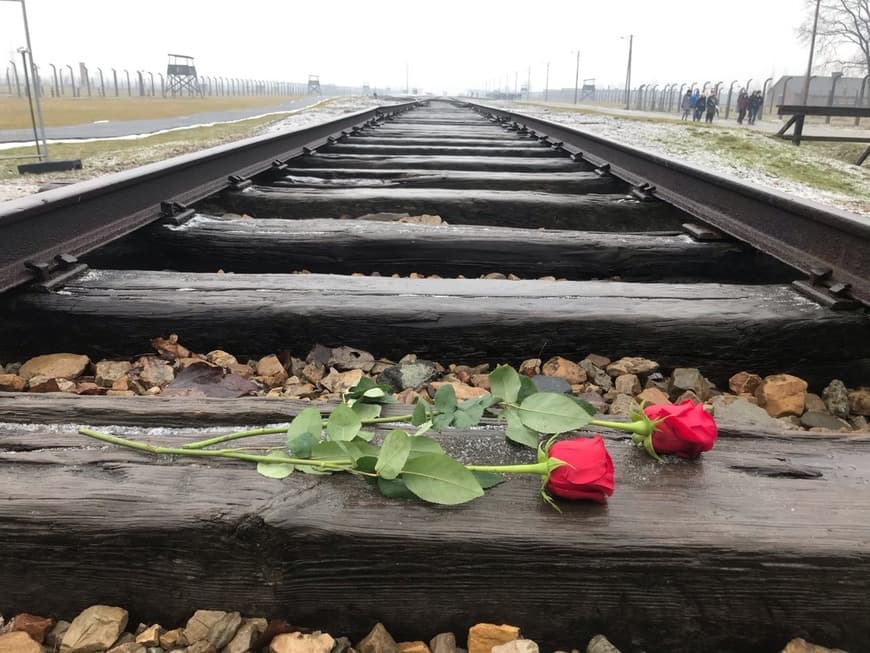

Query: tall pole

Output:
[3, 0, 49, 157]
[545, 61, 550, 102]
[624, 34, 634, 110]
[573, 50, 580, 104]
[801, 0, 821, 105]
[19, 49, 41, 158]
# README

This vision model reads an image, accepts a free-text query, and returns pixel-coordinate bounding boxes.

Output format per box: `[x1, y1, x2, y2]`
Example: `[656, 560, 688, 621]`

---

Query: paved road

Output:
[0, 96, 325, 144]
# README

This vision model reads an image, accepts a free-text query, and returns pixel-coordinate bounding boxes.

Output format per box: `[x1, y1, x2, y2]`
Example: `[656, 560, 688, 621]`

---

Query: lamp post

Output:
[2, 0, 48, 158]
[544, 61, 550, 102]
[802, 0, 821, 105]
[622, 34, 633, 110]
[573, 49, 580, 104]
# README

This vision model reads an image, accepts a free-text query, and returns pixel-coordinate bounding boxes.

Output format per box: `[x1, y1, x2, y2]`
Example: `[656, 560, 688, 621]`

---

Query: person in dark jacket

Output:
[705, 90, 719, 123]
[693, 93, 707, 122]
[736, 89, 749, 124]
[748, 91, 763, 124]
[680, 90, 692, 120]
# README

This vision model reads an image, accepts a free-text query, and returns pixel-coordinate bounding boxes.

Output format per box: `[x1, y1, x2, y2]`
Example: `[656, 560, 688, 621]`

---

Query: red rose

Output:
[546, 436, 615, 503]
[644, 401, 718, 458]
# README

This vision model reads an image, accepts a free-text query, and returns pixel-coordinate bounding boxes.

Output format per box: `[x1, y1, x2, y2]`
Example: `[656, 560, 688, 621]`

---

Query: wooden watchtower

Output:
[166, 54, 203, 97]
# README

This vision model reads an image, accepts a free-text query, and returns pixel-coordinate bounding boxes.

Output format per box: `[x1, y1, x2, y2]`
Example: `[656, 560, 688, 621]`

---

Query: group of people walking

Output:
[736, 89, 764, 124]
[679, 87, 763, 125]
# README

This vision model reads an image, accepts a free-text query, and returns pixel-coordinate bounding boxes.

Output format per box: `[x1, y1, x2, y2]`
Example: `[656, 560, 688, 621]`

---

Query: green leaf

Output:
[432, 412, 454, 431]
[473, 471, 506, 489]
[518, 392, 593, 434]
[504, 406, 540, 448]
[434, 383, 458, 414]
[326, 404, 362, 441]
[517, 374, 538, 402]
[340, 438, 381, 461]
[256, 451, 295, 479]
[356, 429, 376, 442]
[352, 403, 383, 420]
[571, 396, 599, 416]
[286, 406, 322, 442]
[377, 477, 416, 500]
[401, 453, 485, 505]
[295, 464, 333, 475]
[310, 441, 349, 460]
[412, 399, 429, 426]
[412, 420, 433, 437]
[354, 456, 378, 482]
[286, 431, 317, 458]
[453, 395, 495, 428]
[489, 365, 522, 403]
[408, 435, 445, 457]
[375, 429, 412, 480]
[345, 377, 396, 405]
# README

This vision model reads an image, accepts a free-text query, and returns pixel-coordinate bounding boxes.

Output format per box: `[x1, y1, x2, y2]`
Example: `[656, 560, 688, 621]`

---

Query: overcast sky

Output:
[0, 1, 836, 95]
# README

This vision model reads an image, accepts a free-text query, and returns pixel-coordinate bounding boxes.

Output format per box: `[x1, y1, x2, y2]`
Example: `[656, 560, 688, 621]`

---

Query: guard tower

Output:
[166, 54, 203, 96]
[580, 78, 596, 101]
[307, 74, 322, 95]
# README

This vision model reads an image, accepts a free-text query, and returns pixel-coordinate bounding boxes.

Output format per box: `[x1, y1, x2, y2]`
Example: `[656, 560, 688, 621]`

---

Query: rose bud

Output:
[545, 436, 615, 503]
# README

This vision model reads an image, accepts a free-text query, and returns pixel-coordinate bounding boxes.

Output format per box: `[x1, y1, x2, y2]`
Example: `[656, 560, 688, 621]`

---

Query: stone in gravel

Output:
[778, 416, 803, 430]
[302, 362, 326, 385]
[802, 393, 827, 413]
[114, 633, 135, 646]
[46, 622, 70, 649]
[675, 390, 702, 405]
[579, 361, 611, 392]
[711, 397, 779, 426]
[377, 360, 438, 391]
[150, 334, 191, 360]
[429, 381, 489, 402]
[356, 624, 399, 653]
[429, 633, 456, 653]
[76, 381, 103, 395]
[283, 382, 318, 399]
[780, 638, 847, 653]
[183, 611, 226, 645]
[636, 387, 671, 406]
[306, 343, 332, 366]
[328, 346, 375, 372]
[19, 353, 89, 381]
[0, 374, 25, 392]
[531, 375, 571, 394]
[821, 379, 850, 418]
[139, 358, 175, 388]
[848, 388, 870, 416]
[135, 625, 162, 647]
[206, 612, 241, 650]
[206, 350, 238, 369]
[492, 641, 537, 653]
[606, 357, 658, 377]
[609, 394, 639, 416]
[107, 643, 145, 653]
[330, 637, 353, 653]
[224, 619, 266, 653]
[669, 368, 712, 401]
[614, 374, 641, 396]
[484, 272, 507, 280]
[542, 356, 586, 385]
[187, 641, 216, 653]
[585, 635, 621, 653]
[728, 371, 762, 395]
[5, 614, 55, 644]
[850, 415, 869, 431]
[800, 411, 849, 430]
[399, 642, 430, 653]
[576, 391, 607, 413]
[469, 373, 490, 390]
[95, 361, 132, 388]
[0, 632, 41, 653]
[27, 375, 62, 392]
[61, 605, 128, 653]
[755, 374, 807, 417]
[466, 624, 519, 653]
[321, 368, 363, 394]
[518, 359, 541, 376]
[584, 353, 611, 368]
[256, 355, 288, 387]
[158, 629, 187, 650]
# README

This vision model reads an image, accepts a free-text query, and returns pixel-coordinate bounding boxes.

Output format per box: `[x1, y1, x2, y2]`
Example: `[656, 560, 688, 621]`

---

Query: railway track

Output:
[1, 99, 869, 653]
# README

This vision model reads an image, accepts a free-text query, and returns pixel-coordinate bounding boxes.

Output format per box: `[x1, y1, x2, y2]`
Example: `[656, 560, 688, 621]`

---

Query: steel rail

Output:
[0, 101, 419, 293]
[463, 100, 870, 307]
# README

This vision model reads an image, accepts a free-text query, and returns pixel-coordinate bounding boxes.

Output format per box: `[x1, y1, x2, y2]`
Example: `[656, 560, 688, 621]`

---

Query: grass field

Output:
[0, 95, 303, 130]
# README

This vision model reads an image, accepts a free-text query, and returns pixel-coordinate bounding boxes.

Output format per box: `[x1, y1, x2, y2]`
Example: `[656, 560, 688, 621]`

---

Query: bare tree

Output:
[799, 0, 870, 73]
